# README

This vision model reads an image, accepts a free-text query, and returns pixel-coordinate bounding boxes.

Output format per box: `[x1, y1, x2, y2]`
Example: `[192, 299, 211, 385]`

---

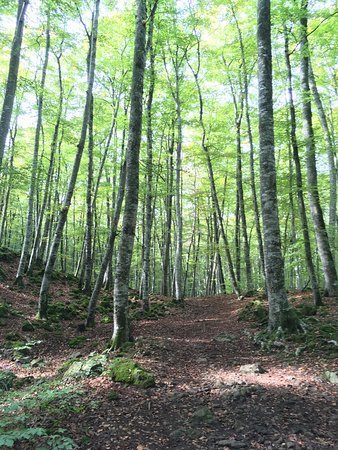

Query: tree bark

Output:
[257, 0, 291, 331]
[111, 0, 147, 349]
[15, 12, 50, 286]
[299, 1, 337, 297]
[0, 0, 29, 168]
[284, 28, 322, 306]
[38, 0, 100, 319]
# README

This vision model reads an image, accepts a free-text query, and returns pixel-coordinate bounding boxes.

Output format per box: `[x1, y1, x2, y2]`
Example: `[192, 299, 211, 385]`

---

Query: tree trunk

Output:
[284, 28, 322, 306]
[86, 161, 126, 327]
[257, 0, 292, 331]
[38, 0, 100, 319]
[15, 12, 50, 286]
[111, 0, 148, 349]
[0, 0, 29, 168]
[309, 63, 337, 259]
[141, 1, 158, 311]
[299, 1, 337, 297]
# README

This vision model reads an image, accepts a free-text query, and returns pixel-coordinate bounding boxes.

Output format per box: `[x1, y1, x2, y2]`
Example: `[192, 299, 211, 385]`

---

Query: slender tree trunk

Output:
[284, 29, 322, 306]
[161, 128, 174, 296]
[111, 0, 148, 349]
[299, 1, 337, 297]
[15, 13, 50, 286]
[0, 0, 29, 168]
[257, 0, 292, 331]
[309, 63, 337, 258]
[187, 40, 239, 296]
[28, 51, 63, 273]
[83, 95, 94, 294]
[231, 4, 265, 283]
[141, 2, 158, 311]
[0, 127, 16, 244]
[38, 0, 100, 319]
[86, 161, 126, 327]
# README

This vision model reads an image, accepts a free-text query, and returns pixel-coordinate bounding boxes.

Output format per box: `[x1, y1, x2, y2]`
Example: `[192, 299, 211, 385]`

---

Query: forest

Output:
[0, 0, 337, 449]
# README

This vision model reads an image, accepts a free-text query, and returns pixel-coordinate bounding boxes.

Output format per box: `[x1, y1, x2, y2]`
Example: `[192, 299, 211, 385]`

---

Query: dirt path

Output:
[72, 296, 337, 450]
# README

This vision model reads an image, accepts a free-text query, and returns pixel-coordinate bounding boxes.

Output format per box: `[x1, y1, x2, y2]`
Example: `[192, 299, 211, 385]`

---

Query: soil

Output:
[0, 261, 337, 450]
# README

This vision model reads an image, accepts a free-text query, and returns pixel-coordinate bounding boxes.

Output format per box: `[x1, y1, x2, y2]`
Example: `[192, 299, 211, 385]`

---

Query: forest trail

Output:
[1, 288, 337, 450]
[79, 296, 337, 449]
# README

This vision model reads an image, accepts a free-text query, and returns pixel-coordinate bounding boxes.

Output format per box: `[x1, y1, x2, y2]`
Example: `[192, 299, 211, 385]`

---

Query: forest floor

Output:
[0, 255, 337, 449]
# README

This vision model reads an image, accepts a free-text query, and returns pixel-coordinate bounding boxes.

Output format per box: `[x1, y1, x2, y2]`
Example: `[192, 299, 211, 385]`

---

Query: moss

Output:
[5, 332, 23, 341]
[0, 247, 19, 262]
[100, 315, 113, 324]
[48, 301, 78, 321]
[0, 370, 17, 391]
[22, 322, 35, 332]
[68, 336, 86, 349]
[0, 302, 10, 318]
[281, 307, 303, 333]
[238, 300, 268, 324]
[108, 357, 155, 388]
[107, 391, 120, 401]
[295, 303, 317, 317]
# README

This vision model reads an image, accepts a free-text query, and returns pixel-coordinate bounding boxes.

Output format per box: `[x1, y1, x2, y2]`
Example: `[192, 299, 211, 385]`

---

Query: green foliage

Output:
[0, 370, 17, 391]
[0, 302, 10, 318]
[68, 335, 86, 348]
[0, 247, 19, 262]
[0, 381, 80, 449]
[108, 357, 155, 388]
[107, 391, 120, 401]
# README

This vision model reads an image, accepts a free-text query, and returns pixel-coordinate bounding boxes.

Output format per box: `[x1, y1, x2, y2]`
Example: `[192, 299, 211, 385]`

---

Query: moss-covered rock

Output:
[0, 370, 17, 391]
[108, 357, 155, 388]
[68, 335, 86, 349]
[22, 321, 35, 332]
[63, 354, 107, 379]
[48, 301, 78, 321]
[0, 302, 10, 318]
[238, 300, 268, 324]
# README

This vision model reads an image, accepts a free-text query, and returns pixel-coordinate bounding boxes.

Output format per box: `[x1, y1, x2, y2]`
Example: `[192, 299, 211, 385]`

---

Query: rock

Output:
[191, 407, 215, 425]
[214, 333, 235, 343]
[22, 321, 35, 332]
[30, 358, 44, 368]
[323, 371, 338, 384]
[239, 363, 266, 374]
[216, 439, 247, 448]
[169, 428, 186, 440]
[196, 357, 208, 363]
[63, 354, 107, 379]
[0, 370, 17, 391]
[108, 357, 155, 388]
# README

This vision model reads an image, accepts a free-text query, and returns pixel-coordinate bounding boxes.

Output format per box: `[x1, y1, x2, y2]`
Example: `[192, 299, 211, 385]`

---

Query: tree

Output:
[111, 0, 148, 349]
[0, 0, 29, 168]
[299, 0, 337, 297]
[257, 0, 294, 331]
[38, 0, 100, 319]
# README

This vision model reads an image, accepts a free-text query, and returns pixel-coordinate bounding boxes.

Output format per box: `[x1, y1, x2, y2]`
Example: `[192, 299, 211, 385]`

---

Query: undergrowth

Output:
[0, 380, 84, 448]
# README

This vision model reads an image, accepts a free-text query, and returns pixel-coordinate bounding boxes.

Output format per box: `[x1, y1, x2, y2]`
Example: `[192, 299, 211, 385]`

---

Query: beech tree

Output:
[111, 0, 148, 349]
[0, 0, 29, 168]
[257, 0, 294, 331]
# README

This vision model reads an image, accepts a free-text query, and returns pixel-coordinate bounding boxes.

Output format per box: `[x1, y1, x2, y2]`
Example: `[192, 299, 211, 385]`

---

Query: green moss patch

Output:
[68, 335, 86, 349]
[108, 357, 155, 388]
[238, 300, 268, 324]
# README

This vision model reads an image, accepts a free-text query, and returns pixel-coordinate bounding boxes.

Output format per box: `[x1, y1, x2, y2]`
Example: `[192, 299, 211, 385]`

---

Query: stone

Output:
[63, 354, 107, 379]
[214, 333, 235, 343]
[169, 428, 186, 440]
[239, 363, 266, 374]
[191, 407, 215, 425]
[30, 358, 44, 368]
[216, 439, 247, 448]
[323, 371, 338, 384]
